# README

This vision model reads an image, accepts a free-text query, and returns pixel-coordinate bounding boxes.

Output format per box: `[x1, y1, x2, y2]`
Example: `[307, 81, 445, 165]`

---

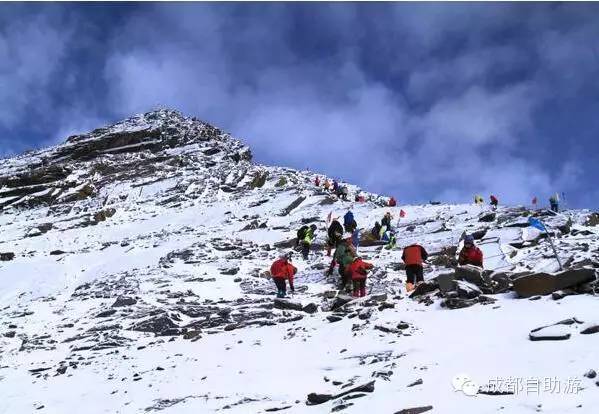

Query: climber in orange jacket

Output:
[347, 257, 374, 297]
[270, 253, 297, 298]
[402, 243, 429, 292]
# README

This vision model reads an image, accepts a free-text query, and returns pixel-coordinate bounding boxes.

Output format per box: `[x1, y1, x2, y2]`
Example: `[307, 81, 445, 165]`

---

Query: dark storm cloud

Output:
[1, 2, 598, 208]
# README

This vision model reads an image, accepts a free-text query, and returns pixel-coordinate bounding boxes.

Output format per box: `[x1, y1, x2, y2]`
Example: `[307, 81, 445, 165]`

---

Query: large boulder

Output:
[273, 298, 304, 312]
[513, 268, 597, 298]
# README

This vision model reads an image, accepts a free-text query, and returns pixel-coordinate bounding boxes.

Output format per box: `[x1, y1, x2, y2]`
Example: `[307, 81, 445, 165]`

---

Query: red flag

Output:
[400, 209, 406, 218]
[532, 197, 537, 205]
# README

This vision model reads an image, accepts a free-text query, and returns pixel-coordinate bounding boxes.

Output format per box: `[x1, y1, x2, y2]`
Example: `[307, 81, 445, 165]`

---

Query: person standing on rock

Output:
[324, 179, 331, 191]
[314, 176, 320, 187]
[270, 253, 297, 298]
[381, 212, 393, 230]
[327, 219, 344, 256]
[348, 257, 374, 297]
[458, 235, 484, 267]
[332, 180, 339, 194]
[300, 224, 317, 260]
[489, 195, 499, 210]
[402, 244, 429, 292]
[549, 193, 559, 212]
[388, 197, 397, 207]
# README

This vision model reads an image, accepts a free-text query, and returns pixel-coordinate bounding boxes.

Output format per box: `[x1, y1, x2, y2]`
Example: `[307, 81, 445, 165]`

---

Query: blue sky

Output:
[1, 2, 598, 208]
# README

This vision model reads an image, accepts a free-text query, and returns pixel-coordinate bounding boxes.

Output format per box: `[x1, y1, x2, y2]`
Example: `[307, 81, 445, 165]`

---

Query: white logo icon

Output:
[452, 374, 479, 396]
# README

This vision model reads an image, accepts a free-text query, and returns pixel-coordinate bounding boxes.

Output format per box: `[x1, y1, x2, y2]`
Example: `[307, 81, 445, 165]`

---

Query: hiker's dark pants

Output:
[273, 278, 287, 296]
[550, 202, 559, 212]
[405, 265, 424, 284]
[339, 266, 349, 289]
[352, 279, 366, 297]
[301, 242, 310, 259]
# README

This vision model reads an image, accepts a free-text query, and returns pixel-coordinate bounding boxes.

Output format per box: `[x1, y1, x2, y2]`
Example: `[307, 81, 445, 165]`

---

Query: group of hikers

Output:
[475, 193, 563, 212]
[269, 176, 563, 299]
[270, 208, 487, 298]
[314, 176, 397, 206]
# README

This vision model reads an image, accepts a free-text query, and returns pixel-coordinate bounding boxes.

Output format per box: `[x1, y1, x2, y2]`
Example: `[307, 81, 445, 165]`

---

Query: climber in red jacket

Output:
[402, 243, 429, 292]
[388, 197, 397, 207]
[458, 235, 484, 267]
[347, 257, 374, 297]
[270, 253, 297, 298]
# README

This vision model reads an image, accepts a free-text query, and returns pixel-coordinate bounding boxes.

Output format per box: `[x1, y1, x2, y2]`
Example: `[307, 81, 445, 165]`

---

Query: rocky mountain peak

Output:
[0, 109, 253, 213]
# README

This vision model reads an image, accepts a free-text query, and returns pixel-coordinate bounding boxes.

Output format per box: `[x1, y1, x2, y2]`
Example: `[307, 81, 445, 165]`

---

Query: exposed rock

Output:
[409, 280, 439, 298]
[112, 297, 137, 307]
[327, 315, 343, 323]
[330, 295, 354, 311]
[306, 380, 375, 405]
[220, 267, 240, 275]
[0, 252, 15, 261]
[279, 196, 306, 216]
[513, 268, 597, 297]
[96, 309, 117, 318]
[407, 379, 423, 387]
[581, 324, 599, 335]
[394, 406, 433, 414]
[273, 298, 304, 312]
[529, 318, 583, 341]
[302, 303, 318, 314]
[584, 369, 597, 379]
[479, 212, 496, 222]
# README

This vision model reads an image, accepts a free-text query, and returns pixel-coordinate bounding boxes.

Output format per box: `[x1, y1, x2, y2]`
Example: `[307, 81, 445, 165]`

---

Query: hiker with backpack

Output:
[371, 221, 382, 240]
[343, 210, 357, 233]
[388, 197, 397, 207]
[402, 243, 429, 292]
[297, 224, 317, 260]
[314, 176, 320, 187]
[270, 252, 297, 298]
[458, 235, 484, 267]
[326, 219, 344, 256]
[327, 237, 357, 291]
[347, 257, 373, 297]
[324, 179, 331, 191]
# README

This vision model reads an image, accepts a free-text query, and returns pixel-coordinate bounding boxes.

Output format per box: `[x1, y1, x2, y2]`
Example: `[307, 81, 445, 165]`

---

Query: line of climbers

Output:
[475, 192, 563, 212]
[314, 176, 396, 206]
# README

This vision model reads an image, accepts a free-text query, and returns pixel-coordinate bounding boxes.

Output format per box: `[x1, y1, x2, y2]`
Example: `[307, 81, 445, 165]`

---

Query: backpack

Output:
[343, 211, 354, 226]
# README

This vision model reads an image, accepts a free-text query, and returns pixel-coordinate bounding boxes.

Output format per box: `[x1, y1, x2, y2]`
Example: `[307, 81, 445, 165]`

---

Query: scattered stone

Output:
[306, 380, 375, 405]
[479, 212, 496, 222]
[112, 297, 137, 307]
[274, 298, 303, 312]
[581, 324, 599, 335]
[394, 406, 433, 414]
[584, 369, 597, 379]
[4, 331, 16, 338]
[407, 379, 423, 387]
[513, 268, 597, 298]
[0, 252, 15, 261]
[327, 315, 343, 323]
[220, 267, 240, 275]
[331, 295, 354, 310]
[302, 303, 318, 314]
[49, 250, 66, 256]
[96, 309, 117, 318]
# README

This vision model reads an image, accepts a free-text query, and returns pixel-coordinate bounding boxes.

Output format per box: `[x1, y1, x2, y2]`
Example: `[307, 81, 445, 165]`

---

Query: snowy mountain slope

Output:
[0, 110, 598, 414]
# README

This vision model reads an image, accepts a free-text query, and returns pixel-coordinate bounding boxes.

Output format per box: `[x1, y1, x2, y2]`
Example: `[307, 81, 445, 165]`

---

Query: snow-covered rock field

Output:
[1, 110, 598, 413]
